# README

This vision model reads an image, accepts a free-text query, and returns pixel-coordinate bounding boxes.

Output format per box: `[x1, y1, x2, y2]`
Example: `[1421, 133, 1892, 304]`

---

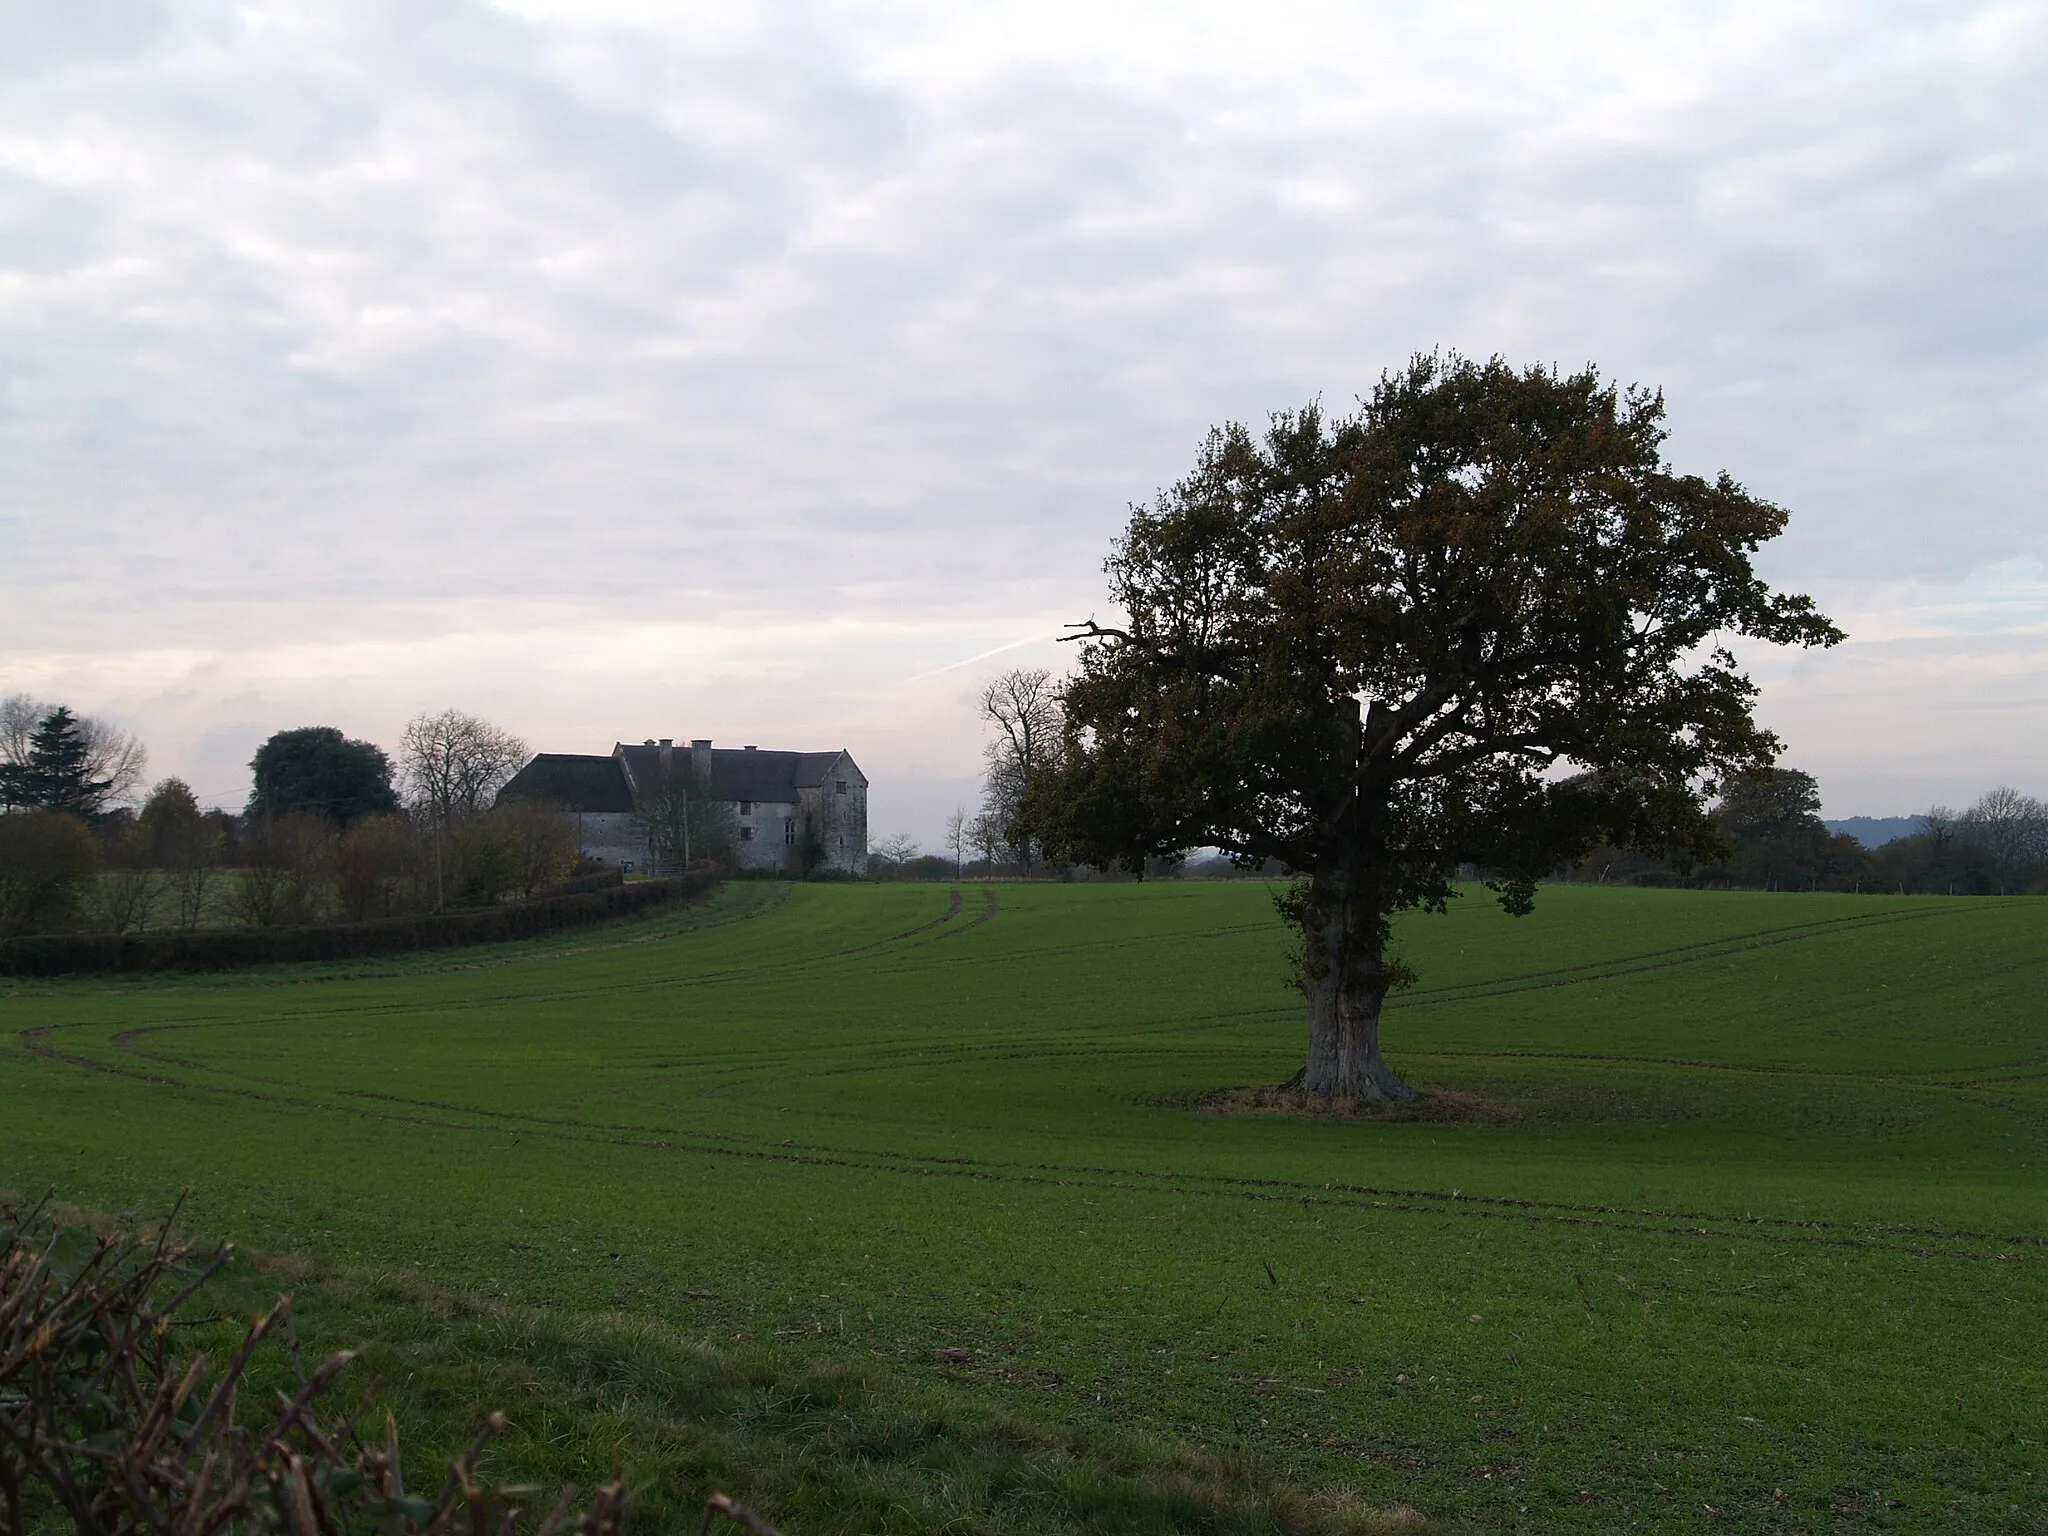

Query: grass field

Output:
[4, 880, 2045, 1532]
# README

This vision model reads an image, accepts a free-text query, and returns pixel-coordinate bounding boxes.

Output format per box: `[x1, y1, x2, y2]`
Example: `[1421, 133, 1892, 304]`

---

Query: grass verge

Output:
[137, 1213, 1430, 1536]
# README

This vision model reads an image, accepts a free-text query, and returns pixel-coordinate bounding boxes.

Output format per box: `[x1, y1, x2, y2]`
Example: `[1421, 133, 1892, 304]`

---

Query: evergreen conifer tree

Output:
[0, 707, 112, 817]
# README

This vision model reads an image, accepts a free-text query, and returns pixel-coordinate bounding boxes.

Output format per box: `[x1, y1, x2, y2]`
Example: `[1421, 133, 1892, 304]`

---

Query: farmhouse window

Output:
[739, 826, 755, 842]
[740, 800, 753, 813]
[784, 820, 796, 845]
[835, 780, 847, 794]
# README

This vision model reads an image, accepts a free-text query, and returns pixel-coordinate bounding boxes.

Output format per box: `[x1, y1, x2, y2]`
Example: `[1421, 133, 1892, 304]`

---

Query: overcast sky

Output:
[2, 0, 2043, 843]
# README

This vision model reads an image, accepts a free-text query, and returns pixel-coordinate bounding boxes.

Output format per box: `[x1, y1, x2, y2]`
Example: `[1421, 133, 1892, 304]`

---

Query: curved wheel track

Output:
[14, 884, 2045, 1267]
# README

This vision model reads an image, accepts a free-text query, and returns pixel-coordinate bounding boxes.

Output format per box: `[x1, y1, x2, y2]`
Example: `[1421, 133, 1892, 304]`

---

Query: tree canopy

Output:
[247, 727, 400, 829]
[2, 694, 147, 809]
[0, 708, 114, 818]
[1017, 352, 1841, 1099]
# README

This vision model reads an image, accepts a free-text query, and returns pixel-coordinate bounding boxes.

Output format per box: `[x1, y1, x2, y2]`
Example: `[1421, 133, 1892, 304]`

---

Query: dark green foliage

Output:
[247, 726, 400, 829]
[0, 707, 112, 817]
[1020, 353, 1841, 1097]
[0, 869, 711, 976]
[1570, 765, 1874, 890]
[0, 811, 99, 936]
[796, 814, 829, 878]
[139, 777, 209, 863]
[1869, 828, 1990, 894]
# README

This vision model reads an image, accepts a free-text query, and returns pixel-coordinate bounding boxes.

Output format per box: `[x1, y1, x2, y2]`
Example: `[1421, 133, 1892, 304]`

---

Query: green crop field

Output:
[4, 881, 2045, 1532]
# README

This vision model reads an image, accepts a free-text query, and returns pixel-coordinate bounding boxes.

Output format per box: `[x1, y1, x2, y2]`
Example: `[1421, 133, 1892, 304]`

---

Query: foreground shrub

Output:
[0, 812, 97, 937]
[0, 1198, 635, 1536]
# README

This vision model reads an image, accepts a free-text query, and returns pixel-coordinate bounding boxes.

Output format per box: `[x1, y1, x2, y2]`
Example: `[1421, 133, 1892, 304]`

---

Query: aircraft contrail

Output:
[902, 630, 1061, 684]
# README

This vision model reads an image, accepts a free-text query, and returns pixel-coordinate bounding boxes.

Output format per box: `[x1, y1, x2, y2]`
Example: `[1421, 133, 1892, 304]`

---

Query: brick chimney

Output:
[691, 739, 712, 779]
[658, 738, 673, 776]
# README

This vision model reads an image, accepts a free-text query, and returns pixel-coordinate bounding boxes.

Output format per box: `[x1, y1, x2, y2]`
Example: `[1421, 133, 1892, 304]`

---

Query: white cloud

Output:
[1, 0, 2044, 839]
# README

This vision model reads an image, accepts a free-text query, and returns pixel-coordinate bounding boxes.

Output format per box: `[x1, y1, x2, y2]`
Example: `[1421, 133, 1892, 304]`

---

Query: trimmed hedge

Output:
[0, 869, 716, 977]
[532, 867, 629, 899]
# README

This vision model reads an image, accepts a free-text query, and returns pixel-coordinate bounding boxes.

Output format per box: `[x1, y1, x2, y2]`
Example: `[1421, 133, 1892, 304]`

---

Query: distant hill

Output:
[1825, 815, 1928, 849]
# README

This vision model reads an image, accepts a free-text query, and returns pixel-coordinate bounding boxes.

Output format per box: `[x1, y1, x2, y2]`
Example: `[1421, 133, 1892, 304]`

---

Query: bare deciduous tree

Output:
[399, 709, 528, 822]
[978, 669, 1063, 871]
[1956, 786, 2048, 894]
[88, 825, 162, 935]
[491, 799, 579, 897]
[629, 761, 736, 874]
[141, 778, 222, 930]
[870, 833, 919, 872]
[967, 808, 1007, 870]
[945, 806, 969, 876]
[234, 812, 333, 928]
[335, 812, 417, 920]
[0, 694, 35, 767]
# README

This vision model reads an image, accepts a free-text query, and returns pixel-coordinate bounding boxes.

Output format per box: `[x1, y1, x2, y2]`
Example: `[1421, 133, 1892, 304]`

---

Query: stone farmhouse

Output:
[496, 738, 869, 875]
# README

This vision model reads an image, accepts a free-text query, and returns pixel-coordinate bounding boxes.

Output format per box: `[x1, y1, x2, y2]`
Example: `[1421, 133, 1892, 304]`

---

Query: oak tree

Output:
[247, 727, 400, 829]
[1017, 354, 1841, 1100]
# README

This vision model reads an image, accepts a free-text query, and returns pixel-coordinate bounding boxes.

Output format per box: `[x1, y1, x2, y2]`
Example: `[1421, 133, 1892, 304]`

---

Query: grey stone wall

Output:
[798, 752, 868, 874]
[733, 800, 798, 871]
[561, 755, 869, 877]
[570, 810, 648, 871]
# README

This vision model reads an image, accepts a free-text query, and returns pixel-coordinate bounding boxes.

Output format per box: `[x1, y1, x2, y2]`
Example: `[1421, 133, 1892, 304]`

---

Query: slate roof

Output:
[497, 753, 634, 813]
[501, 743, 864, 813]
[614, 744, 859, 804]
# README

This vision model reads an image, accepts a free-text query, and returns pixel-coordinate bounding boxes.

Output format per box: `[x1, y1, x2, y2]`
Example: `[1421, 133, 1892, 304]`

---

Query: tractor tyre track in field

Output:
[68, 887, 990, 1084]
[932, 888, 999, 939]
[112, 897, 1992, 1089]
[1395, 903, 1984, 1009]
[17, 888, 2045, 1269]
[18, 1015, 2047, 1268]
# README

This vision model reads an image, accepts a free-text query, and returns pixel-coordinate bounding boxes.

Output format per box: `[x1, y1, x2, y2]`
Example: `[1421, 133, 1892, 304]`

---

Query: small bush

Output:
[0, 1197, 633, 1535]
[0, 812, 98, 937]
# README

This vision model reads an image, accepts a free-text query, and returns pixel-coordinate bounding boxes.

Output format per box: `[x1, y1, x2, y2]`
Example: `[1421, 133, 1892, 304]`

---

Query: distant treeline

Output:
[1131, 771, 2045, 897]
[1558, 772, 2048, 895]
[0, 699, 585, 941]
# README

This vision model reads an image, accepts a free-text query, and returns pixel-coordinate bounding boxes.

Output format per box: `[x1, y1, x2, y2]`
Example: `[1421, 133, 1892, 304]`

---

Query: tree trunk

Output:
[1295, 886, 1416, 1101]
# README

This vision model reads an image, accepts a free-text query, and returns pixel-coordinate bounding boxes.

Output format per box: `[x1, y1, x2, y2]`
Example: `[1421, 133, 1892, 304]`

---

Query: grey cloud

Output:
[0, 0, 171, 83]
[1, 1, 2044, 815]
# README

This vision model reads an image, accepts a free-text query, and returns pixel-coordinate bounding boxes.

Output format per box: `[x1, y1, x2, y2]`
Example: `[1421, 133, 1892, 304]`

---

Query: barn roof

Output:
[502, 743, 864, 812]
[613, 743, 862, 805]
[496, 753, 634, 813]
